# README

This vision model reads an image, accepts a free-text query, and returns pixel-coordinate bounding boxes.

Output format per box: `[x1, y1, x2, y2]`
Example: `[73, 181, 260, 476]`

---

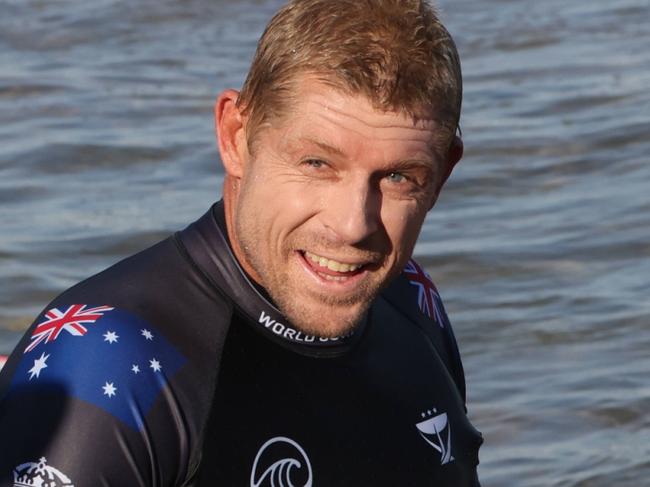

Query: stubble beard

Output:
[267, 281, 377, 338]
[235, 216, 387, 338]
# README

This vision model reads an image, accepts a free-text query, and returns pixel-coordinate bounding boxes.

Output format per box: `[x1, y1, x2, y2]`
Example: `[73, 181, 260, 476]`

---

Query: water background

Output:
[1, 0, 648, 485]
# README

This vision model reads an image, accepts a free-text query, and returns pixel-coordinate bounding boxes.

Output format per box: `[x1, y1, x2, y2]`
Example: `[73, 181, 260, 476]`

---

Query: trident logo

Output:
[415, 410, 454, 465]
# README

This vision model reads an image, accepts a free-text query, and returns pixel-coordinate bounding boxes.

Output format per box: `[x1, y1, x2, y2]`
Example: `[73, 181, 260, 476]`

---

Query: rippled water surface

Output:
[1, 0, 648, 485]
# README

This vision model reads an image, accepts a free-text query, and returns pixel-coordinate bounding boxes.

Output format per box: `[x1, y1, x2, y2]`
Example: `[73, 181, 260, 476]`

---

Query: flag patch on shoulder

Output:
[12, 305, 187, 430]
[25, 304, 114, 353]
[403, 259, 445, 327]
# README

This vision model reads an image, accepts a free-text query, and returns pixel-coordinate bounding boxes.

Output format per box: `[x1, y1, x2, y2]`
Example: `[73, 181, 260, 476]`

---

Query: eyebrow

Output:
[300, 137, 347, 157]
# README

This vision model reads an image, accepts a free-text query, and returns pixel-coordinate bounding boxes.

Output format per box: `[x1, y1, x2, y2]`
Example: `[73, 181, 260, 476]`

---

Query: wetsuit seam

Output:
[171, 232, 235, 486]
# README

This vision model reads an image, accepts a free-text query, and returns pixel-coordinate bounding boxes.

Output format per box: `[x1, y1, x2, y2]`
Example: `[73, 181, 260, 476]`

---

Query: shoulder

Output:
[0, 231, 234, 474]
[0, 221, 233, 482]
[62, 234, 187, 304]
[0, 302, 192, 484]
[382, 258, 450, 329]
[6, 303, 188, 427]
[380, 257, 467, 403]
[2, 229, 233, 406]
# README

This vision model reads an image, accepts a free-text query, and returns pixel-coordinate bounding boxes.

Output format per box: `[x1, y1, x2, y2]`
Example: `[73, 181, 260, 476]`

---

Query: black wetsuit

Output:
[0, 201, 482, 486]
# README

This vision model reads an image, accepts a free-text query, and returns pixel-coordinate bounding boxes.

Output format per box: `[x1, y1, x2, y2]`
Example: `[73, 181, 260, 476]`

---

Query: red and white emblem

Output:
[403, 259, 444, 327]
[25, 304, 114, 353]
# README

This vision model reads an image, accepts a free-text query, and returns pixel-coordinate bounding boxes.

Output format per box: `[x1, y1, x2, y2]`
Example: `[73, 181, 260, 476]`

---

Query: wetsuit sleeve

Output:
[0, 303, 191, 487]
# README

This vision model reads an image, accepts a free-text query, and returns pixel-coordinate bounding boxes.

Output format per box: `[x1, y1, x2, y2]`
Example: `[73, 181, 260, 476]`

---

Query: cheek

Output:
[240, 177, 323, 250]
[382, 202, 427, 255]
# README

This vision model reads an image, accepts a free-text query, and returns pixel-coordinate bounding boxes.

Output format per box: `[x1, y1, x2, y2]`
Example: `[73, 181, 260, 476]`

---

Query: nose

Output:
[323, 180, 381, 245]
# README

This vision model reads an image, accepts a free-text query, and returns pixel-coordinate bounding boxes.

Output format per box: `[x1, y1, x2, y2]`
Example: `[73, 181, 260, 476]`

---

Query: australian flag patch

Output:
[10, 304, 187, 430]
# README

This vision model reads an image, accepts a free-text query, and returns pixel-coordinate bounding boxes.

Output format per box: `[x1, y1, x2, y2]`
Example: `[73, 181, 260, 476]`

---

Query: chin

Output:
[279, 299, 370, 339]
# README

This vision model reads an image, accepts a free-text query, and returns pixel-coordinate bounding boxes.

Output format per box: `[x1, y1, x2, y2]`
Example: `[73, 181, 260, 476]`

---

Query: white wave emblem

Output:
[250, 436, 313, 487]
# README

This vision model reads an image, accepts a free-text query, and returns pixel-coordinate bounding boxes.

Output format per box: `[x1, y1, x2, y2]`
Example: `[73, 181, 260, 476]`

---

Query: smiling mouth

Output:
[298, 250, 371, 282]
[303, 251, 364, 273]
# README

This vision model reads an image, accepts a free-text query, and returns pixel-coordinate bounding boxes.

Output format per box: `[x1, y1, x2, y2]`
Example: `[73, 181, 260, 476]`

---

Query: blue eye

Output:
[304, 159, 326, 169]
[387, 172, 406, 183]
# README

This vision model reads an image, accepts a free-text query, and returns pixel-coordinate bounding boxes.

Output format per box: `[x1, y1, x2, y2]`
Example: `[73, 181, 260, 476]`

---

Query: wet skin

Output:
[215, 76, 462, 337]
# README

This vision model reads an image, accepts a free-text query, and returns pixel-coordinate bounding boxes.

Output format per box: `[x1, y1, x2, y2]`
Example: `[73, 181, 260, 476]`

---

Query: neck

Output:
[222, 176, 264, 286]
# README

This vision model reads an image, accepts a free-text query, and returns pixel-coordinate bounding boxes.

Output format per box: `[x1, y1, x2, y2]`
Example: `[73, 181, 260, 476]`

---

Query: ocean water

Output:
[1, 0, 648, 485]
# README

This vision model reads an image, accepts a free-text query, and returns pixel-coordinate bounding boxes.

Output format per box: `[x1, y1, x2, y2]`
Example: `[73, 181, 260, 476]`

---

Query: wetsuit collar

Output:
[175, 201, 365, 357]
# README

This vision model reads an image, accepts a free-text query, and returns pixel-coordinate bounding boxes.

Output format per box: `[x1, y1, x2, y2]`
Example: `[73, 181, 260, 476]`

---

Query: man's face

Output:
[226, 77, 452, 337]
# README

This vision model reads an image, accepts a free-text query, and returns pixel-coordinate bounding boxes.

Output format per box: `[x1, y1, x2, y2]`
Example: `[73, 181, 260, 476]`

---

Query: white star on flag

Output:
[102, 382, 117, 397]
[28, 352, 50, 380]
[131, 364, 140, 374]
[141, 329, 154, 340]
[103, 331, 119, 344]
[149, 358, 161, 372]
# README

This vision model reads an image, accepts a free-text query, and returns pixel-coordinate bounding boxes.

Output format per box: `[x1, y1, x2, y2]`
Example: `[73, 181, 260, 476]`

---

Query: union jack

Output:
[404, 259, 444, 327]
[25, 304, 114, 353]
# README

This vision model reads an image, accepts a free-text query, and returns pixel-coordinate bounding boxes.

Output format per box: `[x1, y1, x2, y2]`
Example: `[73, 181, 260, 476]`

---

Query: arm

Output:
[0, 303, 191, 487]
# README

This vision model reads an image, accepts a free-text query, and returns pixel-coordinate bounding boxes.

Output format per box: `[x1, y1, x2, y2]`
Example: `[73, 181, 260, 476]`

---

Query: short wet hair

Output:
[238, 0, 462, 152]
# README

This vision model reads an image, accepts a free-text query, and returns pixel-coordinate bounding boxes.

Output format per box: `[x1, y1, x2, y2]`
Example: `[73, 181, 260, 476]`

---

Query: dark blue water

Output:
[1, 0, 649, 484]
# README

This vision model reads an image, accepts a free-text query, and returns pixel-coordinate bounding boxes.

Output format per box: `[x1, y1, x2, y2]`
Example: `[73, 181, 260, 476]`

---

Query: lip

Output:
[297, 250, 369, 289]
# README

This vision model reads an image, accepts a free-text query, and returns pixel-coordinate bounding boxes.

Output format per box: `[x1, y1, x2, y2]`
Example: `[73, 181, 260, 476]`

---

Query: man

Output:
[0, 0, 482, 485]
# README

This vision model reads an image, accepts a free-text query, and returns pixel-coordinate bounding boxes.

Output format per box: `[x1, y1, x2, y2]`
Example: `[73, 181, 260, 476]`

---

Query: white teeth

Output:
[327, 260, 341, 272]
[304, 252, 362, 273]
[323, 274, 346, 281]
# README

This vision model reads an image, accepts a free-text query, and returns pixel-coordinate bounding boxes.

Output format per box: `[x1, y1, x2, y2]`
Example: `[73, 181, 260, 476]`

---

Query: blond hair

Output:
[238, 0, 462, 151]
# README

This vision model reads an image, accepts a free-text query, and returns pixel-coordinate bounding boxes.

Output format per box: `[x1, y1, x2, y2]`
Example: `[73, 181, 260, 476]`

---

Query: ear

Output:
[429, 135, 463, 210]
[214, 89, 248, 179]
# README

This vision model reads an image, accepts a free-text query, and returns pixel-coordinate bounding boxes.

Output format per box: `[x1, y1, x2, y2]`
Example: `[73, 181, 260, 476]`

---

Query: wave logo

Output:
[250, 436, 313, 487]
[416, 409, 454, 465]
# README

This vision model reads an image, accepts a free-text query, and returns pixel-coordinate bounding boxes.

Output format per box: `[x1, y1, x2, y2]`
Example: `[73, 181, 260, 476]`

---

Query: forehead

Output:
[265, 77, 442, 157]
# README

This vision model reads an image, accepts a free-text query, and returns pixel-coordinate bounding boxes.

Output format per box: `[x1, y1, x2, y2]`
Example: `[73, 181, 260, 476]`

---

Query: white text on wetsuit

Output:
[258, 311, 342, 343]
